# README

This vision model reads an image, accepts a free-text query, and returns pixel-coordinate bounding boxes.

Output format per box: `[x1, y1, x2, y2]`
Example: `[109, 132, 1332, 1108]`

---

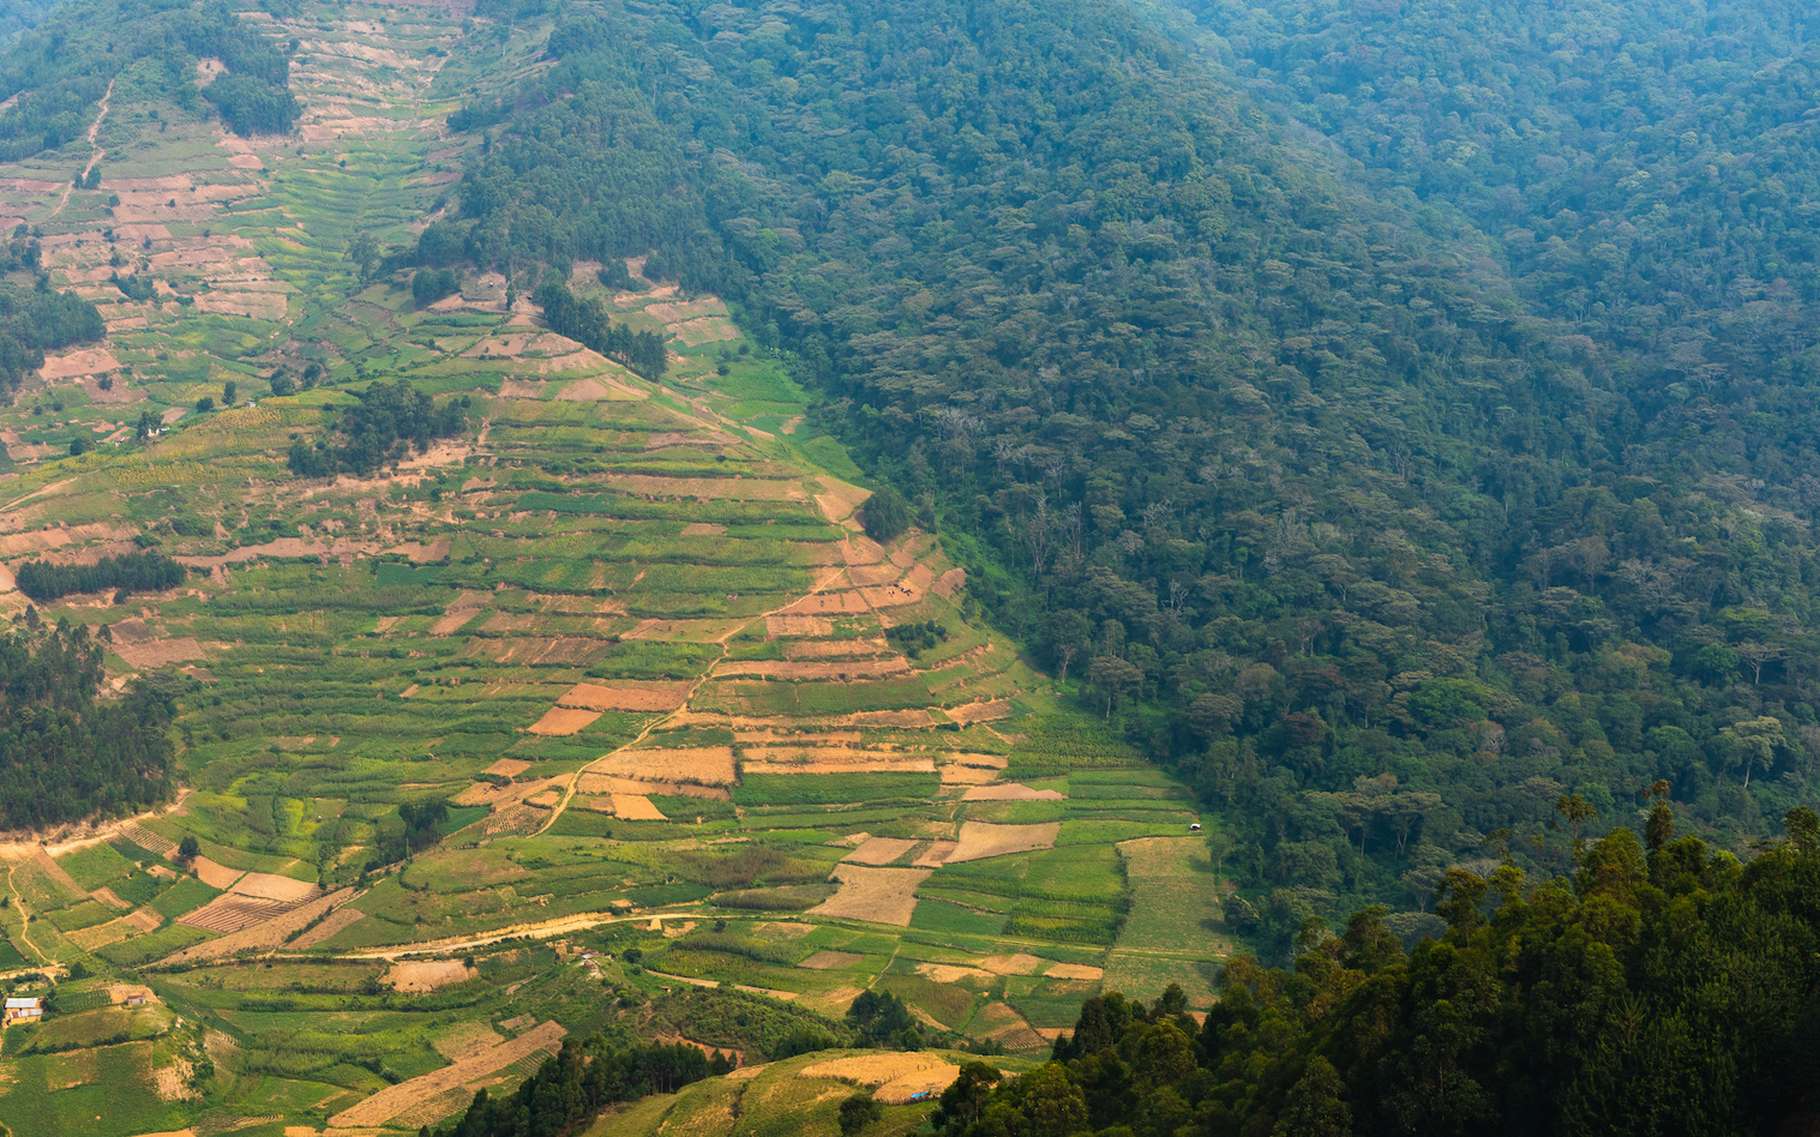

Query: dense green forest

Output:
[0, 617, 178, 828]
[0, 276, 106, 399]
[13, 550, 185, 601]
[436, 0, 1820, 946]
[0, 0, 298, 157]
[937, 812, 1820, 1137]
[286, 380, 470, 478]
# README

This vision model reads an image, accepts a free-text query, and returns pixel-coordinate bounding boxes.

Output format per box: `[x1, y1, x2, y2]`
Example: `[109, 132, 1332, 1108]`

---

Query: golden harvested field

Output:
[385, 959, 477, 992]
[943, 822, 1061, 864]
[808, 865, 931, 926]
[328, 1021, 567, 1128]
[557, 680, 695, 712]
[798, 1053, 963, 1104]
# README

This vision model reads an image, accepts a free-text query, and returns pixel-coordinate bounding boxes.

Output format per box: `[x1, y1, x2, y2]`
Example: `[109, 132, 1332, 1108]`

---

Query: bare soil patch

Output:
[386, 959, 476, 993]
[1044, 963, 1104, 981]
[904, 839, 953, 867]
[808, 865, 930, 926]
[189, 856, 243, 890]
[556, 680, 692, 712]
[979, 953, 1045, 976]
[841, 836, 918, 866]
[163, 888, 355, 964]
[328, 1021, 566, 1128]
[584, 746, 736, 786]
[231, 871, 320, 903]
[113, 637, 208, 669]
[289, 906, 364, 949]
[945, 699, 1013, 725]
[798, 950, 864, 971]
[604, 473, 805, 501]
[766, 614, 833, 638]
[527, 706, 602, 736]
[484, 758, 531, 779]
[38, 347, 122, 380]
[944, 822, 1060, 864]
[962, 782, 1063, 802]
[715, 657, 910, 680]
[609, 794, 666, 821]
[799, 1053, 964, 1104]
[781, 638, 893, 660]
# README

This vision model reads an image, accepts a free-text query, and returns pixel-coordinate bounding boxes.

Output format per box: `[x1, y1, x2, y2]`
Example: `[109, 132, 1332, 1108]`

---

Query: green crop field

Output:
[0, 2, 1227, 1133]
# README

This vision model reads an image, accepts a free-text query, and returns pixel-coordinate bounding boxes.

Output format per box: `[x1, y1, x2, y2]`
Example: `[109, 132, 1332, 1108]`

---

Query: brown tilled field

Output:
[162, 888, 355, 964]
[840, 836, 918, 866]
[961, 782, 1064, 801]
[385, 959, 476, 993]
[555, 680, 693, 711]
[943, 822, 1060, 864]
[327, 1021, 567, 1128]
[526, 706, 603, 736]
[799, 1053, 965, 1104]
[808, 865, 931, 926]
[584, 746, 737, 785]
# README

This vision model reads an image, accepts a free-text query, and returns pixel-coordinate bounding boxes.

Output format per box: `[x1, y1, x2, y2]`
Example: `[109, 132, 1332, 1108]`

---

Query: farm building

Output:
[3, 997, 42, 1024]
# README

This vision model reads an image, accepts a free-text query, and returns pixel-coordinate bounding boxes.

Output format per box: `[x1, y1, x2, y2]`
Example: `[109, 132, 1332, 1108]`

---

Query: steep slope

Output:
[423, 0, 1820, 944]
[0, 2, 1223, 1133]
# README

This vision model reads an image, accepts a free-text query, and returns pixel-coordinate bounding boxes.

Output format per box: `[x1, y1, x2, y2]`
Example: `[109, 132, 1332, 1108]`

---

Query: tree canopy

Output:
[434, 0, 1820, 944]
[0, 618, 178, 829]
[944, 812, 1820, 1137]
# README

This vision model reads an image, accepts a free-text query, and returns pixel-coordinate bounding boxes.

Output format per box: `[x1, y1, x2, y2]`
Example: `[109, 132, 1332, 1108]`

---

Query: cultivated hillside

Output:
[0, 2, 1225, 1134]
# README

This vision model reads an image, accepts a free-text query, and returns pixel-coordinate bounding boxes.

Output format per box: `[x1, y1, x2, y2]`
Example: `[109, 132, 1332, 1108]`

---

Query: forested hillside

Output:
[938, 811, 1820, 1137]
[432, 0, 1820, 948]
[0, 0, 299, 157]
[0, 617, 178, 827]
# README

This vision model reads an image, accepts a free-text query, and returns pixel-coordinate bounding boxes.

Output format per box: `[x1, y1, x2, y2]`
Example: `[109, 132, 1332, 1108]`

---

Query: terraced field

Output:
[0, 2, 1227, 1133]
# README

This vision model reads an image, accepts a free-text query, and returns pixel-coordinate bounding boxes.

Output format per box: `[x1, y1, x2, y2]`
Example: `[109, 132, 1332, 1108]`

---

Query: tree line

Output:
[287, 380, 470, 478]
[14, 550, 185, 602]
[424, 1035, 724, 1137]
[0, 279, 105, 399]
[935, 810, 1820, 1137]
[531, 280, 666, 380]
[0, 617, 178, 829]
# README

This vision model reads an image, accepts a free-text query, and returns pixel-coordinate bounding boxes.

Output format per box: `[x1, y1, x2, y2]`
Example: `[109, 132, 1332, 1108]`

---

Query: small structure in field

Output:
[4, 996, 43, 1024]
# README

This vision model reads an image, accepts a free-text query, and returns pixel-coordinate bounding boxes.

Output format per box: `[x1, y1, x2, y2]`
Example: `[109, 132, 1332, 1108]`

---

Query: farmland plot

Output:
[0, 1, 1224, 1130]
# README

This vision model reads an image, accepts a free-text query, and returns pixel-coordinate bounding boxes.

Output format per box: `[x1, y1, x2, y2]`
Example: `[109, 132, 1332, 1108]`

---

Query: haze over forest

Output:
[0, 1, 1813, 1134]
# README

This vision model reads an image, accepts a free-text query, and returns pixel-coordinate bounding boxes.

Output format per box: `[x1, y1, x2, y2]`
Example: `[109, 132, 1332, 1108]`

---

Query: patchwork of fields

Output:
[0, 2, 1228, 1134]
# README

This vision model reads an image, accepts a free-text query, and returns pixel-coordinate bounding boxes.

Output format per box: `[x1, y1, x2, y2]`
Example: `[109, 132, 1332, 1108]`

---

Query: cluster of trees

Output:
[436, 0, 1820, 944]
[411, 267, 459, 307]
[938, 812, 1820, 1137]
[426, 1035, 723, 1137]
[0, 0, 297, 160]
[0, 617, 178, 828]
[287, 381, 469, 478]
[14, 550, 184, 602]
[885, 619, 948, 659]
[367, 799, 450, 869]
[202, 72, 298, 136]
[0, 280, 105, 398]
[531, 280, 665, 379]
[858, 486, 911, 544]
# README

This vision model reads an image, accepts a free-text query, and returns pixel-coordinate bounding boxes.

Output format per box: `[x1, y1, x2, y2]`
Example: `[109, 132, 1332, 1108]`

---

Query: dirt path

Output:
[0, 787, 192, 862]
[3, 861, 45, 965]
[312, 907, 704, 961]
[48, 76, 113, 220]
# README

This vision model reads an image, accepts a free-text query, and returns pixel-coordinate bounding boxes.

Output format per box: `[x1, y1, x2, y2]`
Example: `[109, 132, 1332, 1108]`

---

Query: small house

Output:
[4, 997, 43, 1024]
